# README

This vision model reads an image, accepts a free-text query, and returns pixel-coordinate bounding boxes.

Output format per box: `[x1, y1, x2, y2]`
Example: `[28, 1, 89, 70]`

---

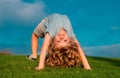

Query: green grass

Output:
[0, 55, 120, 78]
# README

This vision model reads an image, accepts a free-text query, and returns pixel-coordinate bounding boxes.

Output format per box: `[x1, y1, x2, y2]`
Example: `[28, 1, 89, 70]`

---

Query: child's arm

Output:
[35, 33, 51, 70]
[73, 38, 91, 70]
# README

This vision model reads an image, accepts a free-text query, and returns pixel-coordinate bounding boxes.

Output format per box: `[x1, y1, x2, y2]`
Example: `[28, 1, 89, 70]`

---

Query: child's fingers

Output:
[34, 66, 44, 70]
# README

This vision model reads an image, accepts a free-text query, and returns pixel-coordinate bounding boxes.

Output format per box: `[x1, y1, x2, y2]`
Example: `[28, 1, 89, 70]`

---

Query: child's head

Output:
[46, 38, 81, 67]
[46, 28, 81, 67]
[52, 28, 71, 50]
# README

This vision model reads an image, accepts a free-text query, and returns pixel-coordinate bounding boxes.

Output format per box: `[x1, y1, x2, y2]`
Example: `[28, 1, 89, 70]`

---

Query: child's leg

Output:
[31, 33, 38, 58]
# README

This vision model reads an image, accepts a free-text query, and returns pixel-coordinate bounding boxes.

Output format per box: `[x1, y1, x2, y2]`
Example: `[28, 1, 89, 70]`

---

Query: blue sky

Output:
[0, 0, 120, 58]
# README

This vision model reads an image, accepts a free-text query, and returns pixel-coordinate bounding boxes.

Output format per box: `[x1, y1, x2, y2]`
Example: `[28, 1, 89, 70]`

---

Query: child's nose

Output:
[59, 36, 64, 40]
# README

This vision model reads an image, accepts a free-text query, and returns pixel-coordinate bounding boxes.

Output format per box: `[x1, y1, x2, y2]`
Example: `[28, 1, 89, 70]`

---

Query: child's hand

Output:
[34, 66, 44, 70]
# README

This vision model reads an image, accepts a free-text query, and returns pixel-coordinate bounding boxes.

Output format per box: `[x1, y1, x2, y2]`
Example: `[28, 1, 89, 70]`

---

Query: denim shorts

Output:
[33, 20, 45, 38]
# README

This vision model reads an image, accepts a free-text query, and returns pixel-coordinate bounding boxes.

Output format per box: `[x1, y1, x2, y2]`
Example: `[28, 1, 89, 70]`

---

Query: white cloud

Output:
[0, 0, 47, 26]
[83, 44, 120, 58]
[111, 26, 120, 30]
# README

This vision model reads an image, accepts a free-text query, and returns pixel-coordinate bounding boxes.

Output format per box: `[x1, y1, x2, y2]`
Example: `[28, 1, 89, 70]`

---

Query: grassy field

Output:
[0, 55, 120, 78]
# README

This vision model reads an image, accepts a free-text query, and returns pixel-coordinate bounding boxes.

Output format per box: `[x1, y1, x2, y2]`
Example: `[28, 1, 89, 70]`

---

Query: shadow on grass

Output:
[90, 56, 120, 67]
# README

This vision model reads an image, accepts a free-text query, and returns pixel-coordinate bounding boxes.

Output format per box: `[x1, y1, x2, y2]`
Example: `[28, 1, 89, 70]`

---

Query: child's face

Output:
[53, 28, 70, 49]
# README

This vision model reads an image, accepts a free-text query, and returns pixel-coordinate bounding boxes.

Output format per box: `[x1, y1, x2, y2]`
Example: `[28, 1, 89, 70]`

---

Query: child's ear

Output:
[71, 37, 76, 41]
[72, 37, 79, 44]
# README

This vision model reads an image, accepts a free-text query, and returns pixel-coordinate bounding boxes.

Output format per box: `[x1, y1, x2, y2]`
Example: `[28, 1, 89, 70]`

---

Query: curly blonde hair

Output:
[45, 39, 81, 67]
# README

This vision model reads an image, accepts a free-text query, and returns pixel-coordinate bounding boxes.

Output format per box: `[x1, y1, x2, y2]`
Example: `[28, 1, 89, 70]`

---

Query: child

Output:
[26, 13, 91, 70]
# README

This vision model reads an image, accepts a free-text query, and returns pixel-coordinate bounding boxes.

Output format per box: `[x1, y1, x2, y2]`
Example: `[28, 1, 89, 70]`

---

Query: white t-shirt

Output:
[34, 13, 75, 38]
